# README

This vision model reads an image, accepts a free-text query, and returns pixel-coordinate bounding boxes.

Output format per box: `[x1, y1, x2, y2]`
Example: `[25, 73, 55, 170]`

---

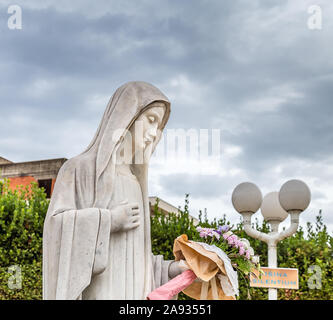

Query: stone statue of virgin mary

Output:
[43, 81, 182, 300]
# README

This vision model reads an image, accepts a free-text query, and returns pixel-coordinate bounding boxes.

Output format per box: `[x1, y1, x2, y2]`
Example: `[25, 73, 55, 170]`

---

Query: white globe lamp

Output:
[232, 182, 262, 214]
[279, 179, 311, 213]
[261, 191, 288, 232]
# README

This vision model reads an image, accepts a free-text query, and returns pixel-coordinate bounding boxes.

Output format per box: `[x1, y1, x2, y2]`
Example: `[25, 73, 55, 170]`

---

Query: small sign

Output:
[250, 267, 299, 289]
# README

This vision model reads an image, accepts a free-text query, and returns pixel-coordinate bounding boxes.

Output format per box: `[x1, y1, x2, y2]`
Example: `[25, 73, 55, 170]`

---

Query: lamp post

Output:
[231, 180, 311, 300]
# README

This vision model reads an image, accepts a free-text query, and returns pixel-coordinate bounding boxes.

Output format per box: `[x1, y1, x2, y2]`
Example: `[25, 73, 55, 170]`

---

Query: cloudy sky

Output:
[1, 0, 332, 234]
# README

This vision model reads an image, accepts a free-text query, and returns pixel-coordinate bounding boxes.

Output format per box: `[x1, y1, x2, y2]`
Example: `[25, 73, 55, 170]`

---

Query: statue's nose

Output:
[148, 124, 158, 139]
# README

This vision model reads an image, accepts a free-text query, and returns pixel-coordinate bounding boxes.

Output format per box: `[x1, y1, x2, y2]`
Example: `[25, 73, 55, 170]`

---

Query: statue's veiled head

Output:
[84, 81, 170, 176]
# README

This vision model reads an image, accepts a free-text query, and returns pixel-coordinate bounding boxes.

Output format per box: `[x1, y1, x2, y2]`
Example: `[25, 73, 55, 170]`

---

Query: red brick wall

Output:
[7, 176, 58, 198]
[8, 176, 37, 191]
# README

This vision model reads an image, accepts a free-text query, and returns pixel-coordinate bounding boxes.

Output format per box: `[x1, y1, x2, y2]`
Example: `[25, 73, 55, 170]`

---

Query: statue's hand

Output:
[168, 259, 190, 278]
[110, 202, 140, 233]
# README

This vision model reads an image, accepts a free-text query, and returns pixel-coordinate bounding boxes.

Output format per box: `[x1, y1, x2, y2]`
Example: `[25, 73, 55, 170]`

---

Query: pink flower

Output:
[231, 235, 238, 241]
[245, 250, 251, 260]
[224, 231, 233, 238]
[234, 239, 243, 249]
[223, 233, 229, 240]
[227, 235, 238, 246]
[212, 231, 221, 240]
[196, 227, 214, 239]
[239, 246, 245, 255]
[239, 238, 250, 250]
[227, 236, 235, 245]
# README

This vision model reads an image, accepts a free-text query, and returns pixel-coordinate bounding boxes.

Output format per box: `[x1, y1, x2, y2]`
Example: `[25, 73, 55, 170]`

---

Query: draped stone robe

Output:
[82, 166, 171, 299]
[42, 81, 173, 300]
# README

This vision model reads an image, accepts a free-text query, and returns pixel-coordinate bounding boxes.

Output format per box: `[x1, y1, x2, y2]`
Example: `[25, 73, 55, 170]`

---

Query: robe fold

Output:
[43, 81, 173, 300]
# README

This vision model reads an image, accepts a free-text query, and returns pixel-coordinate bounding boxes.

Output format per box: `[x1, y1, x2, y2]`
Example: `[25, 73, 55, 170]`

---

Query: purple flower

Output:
[245, 250, 251, 260]
[239, 246, 245, 255]
[221, 225, 230, 233]
[216, 225, 230, 234]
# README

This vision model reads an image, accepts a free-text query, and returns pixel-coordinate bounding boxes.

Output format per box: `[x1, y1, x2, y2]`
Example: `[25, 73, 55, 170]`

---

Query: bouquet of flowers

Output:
[148, 225, 262, 300]
[196, 225, 262, 282]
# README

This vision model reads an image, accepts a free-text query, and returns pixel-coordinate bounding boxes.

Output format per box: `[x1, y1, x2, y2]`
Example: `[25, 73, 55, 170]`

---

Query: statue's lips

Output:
[141, 138, 153, 149]
[143, 138, 153, 144]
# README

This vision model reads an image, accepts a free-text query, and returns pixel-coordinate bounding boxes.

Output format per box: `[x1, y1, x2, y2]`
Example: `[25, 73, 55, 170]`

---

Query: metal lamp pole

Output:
[232, 180, 311, 300]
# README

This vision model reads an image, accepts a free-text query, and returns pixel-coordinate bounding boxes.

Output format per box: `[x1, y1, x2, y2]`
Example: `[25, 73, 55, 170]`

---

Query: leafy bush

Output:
[0, 179, 48, 299]
[0, 181, 332, 300]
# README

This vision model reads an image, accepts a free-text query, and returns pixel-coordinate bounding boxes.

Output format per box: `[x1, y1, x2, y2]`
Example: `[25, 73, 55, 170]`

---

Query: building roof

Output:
[149, 196, 180, 214]
[0, 157, 13, 165]
[0, 157, 68, 166]
[0, 158, 68, 179]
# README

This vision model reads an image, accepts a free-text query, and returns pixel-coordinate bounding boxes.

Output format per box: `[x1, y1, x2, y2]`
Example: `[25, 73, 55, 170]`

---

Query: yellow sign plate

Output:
[250, 267, 299, 289]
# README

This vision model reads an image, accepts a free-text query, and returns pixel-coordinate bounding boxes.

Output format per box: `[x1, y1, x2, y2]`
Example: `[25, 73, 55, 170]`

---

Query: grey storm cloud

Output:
[225, 77, 333, 173]
[0, 0, 332, 230]
[158, 173, 239, 199]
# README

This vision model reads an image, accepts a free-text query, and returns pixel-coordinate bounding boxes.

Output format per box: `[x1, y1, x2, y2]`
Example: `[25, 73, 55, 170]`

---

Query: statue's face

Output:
[129, 102, 166, 162]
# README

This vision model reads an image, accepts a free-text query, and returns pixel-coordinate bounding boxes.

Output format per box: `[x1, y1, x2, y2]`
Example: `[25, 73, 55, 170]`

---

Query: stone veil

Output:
[42, 81, 172, 300]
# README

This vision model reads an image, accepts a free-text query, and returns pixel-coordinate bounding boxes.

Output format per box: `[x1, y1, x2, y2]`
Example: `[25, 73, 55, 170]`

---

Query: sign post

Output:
[250, 267, 299, 290]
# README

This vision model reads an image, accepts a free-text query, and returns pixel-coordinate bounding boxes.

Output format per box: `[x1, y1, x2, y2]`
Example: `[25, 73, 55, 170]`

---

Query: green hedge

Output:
[0, 180, 48, 299]
[0, 181, 332, 300]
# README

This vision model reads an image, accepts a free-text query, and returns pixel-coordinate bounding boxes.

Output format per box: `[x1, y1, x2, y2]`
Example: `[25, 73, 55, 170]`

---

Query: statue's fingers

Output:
[131, 209, 139, 216]
[129, 203, 139, 210]
[131, 216, 140, 223]
[126, 208, 139, 216]
[132, 221, 140, 229]
[132, 215, 140, 221]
